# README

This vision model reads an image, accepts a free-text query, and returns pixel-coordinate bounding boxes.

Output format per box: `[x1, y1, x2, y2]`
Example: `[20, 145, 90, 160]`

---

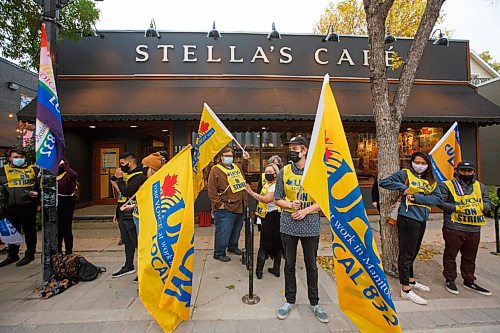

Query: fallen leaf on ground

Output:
[317, 256, 336, 279]
[225, 284, 235, 290]
[416, 245, 438, 262]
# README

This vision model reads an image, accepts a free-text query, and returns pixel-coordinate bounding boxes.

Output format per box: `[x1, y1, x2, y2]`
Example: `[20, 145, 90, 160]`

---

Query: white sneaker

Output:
[411, 281, 431, 292]
[401, 289, 428, 305]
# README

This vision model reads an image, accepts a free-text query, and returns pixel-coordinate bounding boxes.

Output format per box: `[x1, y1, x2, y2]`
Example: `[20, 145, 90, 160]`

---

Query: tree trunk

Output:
[363, 0, 446, 276]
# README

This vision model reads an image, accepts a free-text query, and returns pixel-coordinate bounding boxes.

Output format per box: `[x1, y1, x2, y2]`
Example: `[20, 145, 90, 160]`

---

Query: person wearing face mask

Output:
[56, 158, 79, 255]
[380, 151, 441, 305]
[273, 136, 329, 324]
[0, 148, 40, 267]
[246, 163, 282, 279]
[439, 161, 492, 296]
[110, 152, 147, 279]
[257, 155, 283, 193]
[207, 147, 250, 262]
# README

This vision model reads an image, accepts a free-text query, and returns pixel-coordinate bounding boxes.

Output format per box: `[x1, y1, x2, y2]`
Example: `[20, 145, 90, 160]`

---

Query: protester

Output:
[257, 155, 283, 193]
[439, 161, 492, 296]
[246, 163, 281, 279]
[207, 147, 249, 262]
[0, 148, 40, 267]
[273, 136, 329, 323]
[379, 152, 441, 305]
[57, 159, 79, 255]
[371, 176, 380, 213]
[110, 152, 147, 280]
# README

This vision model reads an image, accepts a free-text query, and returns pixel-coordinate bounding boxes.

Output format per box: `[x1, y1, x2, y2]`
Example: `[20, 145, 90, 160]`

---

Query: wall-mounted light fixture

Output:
[267, 22, 281, 40]
[322, 25, 340, 43]
[145, 19, 161, 39]
[207, 21, 221, 40]
[7, 82, 20, 90]
[8, 113, 14, 118]
[431, 29, 449, 46]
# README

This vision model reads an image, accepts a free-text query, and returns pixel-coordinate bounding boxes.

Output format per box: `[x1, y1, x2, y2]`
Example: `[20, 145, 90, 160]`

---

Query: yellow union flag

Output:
[302, 75, 402, 333]
[137, 146, 195, 332]
[429, 122, 462, 182]
[192, 103, 234, 198]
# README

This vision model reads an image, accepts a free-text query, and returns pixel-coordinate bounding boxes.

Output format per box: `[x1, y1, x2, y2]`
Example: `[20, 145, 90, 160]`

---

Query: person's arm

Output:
[207, 168, 224, 209]
[438, 183, 456, 213]
[246, 185, 274, 204]
[291, 203, 321, 220]
[122, 174, 147, 197]
[273, 169, 293, 210]
[413, 184, 442, 206]
[379, 170, 408, 192]
[480, 183, 491, 214]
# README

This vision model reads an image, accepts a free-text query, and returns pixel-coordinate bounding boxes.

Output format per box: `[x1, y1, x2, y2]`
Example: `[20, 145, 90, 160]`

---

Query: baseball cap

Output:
[457, 161, 476, 170]
[284, 136, 309, 148]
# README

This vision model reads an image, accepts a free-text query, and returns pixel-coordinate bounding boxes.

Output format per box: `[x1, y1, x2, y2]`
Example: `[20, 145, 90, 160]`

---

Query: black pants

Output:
[6, 203, 38, 258]
[281, 233, 319, 305]
[397, 215, 426, 285]
[57, 196, 75, 254]
[119, 218, 137, 270]
[256, 210, 282, 274]
[442, 227, 480, 284]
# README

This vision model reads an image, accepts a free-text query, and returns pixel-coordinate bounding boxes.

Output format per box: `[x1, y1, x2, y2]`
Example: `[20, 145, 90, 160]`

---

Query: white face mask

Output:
[412, 162, 428, 174]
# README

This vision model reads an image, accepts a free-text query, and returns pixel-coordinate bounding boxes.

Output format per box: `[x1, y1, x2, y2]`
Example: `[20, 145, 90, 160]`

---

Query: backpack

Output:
[52, 253, 81, 281]
[77, 256, 106, 281]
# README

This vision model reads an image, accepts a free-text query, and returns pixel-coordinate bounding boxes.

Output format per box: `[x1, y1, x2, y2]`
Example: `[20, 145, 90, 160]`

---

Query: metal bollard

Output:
[242, 205, 260, 305]
[491, 190, 500, 256]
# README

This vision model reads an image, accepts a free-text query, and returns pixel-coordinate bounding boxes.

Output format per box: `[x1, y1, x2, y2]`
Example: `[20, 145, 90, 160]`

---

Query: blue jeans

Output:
[213, 209, 244, 257]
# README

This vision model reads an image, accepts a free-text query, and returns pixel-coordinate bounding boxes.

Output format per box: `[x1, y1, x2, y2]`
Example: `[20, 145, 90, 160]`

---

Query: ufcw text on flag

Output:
[192, 103, 234, 198]
[137, 146, 195, 332]
[302, 75, 401, 333]
[429, 122, 462, 183]
[36, 23, 65, 174]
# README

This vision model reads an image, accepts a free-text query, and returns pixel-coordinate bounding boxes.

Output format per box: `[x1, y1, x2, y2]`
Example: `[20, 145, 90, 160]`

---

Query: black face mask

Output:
[458, 173, 474, 183]
[142, 167, 149, 176]
[265, 174, 275, 182]
[289, 151, 301, 163]
[120, 163, 130, 173]
[58, 165, 65, 174]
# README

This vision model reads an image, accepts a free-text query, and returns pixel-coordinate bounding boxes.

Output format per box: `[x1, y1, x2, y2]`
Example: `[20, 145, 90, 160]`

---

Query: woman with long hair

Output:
[379, 152, 442, 305]
[246, 163, 281, 279]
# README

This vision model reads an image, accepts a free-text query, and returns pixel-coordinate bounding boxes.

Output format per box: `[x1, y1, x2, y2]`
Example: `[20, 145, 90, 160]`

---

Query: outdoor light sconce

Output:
[82, 23, 105, 39]
[322, 25, 340, 42]
[7, 82, 20, 90]
[384, 27, 397, 45]
[207, 21, 221, 40]
[267, 22, 281, 40]
[145, 19, 161, 39]
[431, 29, 449, 46]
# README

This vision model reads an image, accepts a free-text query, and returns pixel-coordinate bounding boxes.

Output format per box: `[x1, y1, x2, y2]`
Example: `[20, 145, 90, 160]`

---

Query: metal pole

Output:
[491, 204, 500, 256]
[41, 0, 60, 283]
[242, 205, 260, 305]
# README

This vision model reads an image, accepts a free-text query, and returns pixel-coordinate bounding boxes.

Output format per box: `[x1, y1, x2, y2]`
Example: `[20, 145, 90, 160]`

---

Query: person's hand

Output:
[407, 195, 415, 202]
[219, 203, 225, 210]
[291, 200, 301, 210]
[372, 202, 378, 209]
[28, 191, 38, 198]
[120, 203, 135, 212]
[403, 188, 410, 195]
[115, 168, 123, 178]
[113, 215, 118, 224]
[291, 209, 307, 220]
[245, 184, 253, 194]
[242, 151, 250, 160]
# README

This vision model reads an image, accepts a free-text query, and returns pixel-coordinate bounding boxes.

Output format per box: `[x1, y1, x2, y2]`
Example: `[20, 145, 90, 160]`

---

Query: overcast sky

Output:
[95, 0, 500, 60]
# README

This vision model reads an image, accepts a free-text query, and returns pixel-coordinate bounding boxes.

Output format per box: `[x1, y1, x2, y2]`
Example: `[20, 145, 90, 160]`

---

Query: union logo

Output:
[192, 121, 216, 174]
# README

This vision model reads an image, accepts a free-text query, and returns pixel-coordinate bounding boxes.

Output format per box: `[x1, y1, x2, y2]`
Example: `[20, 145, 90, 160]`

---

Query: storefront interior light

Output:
[145, 19, 161, 39]
[130, 125, 138, 128]
[322, 25, 340, 43]
[8, 112, 14, 118]
[431, 29, 449, 46]
[89, 125, 96, 129]
[267, 22, 281, 40]
[162, 129, 169, 132]
[207, 21, 221, 40]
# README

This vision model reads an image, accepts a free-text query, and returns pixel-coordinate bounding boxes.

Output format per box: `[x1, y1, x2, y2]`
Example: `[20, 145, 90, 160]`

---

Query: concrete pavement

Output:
[0, 214, 499, 332]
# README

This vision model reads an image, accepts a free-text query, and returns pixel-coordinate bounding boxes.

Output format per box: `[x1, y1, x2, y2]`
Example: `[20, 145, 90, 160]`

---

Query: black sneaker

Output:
[213, 255, 231, 262]
[112, 267, 136, 278]
[0, 255, 19, 267]
[16, 255, 35, 267]
[445, 280, 459, 295]
[228, 248, 243, 255]
[463, 283, 492, 296]
[268, 267, 280, 278]
[256, 271, 263, 279]
[133, 276, 138, 284]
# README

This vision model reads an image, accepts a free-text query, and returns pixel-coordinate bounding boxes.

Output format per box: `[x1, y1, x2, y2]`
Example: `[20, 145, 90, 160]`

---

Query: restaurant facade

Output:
[19, 31, 500, 213]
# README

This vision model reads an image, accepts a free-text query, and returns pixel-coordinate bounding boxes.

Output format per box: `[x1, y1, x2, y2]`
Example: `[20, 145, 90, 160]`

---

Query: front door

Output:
[92, 142, 124, 205]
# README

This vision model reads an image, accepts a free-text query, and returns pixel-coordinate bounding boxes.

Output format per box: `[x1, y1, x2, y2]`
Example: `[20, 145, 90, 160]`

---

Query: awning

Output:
[18, 80, 500, 124]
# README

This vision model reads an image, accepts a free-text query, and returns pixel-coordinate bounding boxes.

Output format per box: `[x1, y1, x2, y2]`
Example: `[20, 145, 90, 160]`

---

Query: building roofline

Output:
[470, 51, 500, 78]
[0, 56, 37, 76]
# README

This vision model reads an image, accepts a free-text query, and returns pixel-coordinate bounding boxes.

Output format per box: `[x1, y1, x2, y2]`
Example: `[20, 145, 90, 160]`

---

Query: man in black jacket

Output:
[110, 152, 147, 279]
[0, 148, 41, 267]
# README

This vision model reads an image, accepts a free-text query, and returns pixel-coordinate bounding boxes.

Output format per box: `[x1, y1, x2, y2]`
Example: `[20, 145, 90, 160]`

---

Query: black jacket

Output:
[0, 164, 40, 206]
[117, 167, 147, 219]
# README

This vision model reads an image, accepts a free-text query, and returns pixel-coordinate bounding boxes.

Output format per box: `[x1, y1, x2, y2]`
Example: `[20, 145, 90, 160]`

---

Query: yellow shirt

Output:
[443, 180, 486, 226]
[283, 164, 315, 212]
[404, 168, 437, 211]
[4, 164, 36, 188]
[214, 163, 246, 193]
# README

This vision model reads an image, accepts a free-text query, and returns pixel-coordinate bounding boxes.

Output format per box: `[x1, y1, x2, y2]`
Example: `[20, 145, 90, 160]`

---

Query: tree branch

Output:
[390, 0, 446, 122]
[382, 0, 396, 16]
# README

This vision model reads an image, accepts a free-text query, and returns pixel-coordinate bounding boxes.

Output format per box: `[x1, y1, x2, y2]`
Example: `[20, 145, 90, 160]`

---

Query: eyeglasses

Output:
[222, 154, 233, 157]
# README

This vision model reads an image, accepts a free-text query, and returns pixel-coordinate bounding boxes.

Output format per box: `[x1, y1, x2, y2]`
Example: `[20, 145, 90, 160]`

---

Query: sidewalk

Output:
[0, 214, 499, 332]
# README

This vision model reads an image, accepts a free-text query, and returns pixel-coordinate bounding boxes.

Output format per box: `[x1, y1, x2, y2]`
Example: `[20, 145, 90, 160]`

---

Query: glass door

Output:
[92, 142, 123, 205]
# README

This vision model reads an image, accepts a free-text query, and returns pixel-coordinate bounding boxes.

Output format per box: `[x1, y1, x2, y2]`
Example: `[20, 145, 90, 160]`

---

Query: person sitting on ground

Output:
[207, 148, 249, 263]
[439, 161, 492, 296]
[246, 163, 282, 279]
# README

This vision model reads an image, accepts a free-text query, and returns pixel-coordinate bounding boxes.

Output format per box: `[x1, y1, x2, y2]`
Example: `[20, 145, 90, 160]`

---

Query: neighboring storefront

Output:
[18, 31, 500, 212]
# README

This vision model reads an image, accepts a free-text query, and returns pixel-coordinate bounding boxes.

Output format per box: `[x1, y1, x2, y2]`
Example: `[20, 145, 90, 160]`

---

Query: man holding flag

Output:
[273, 136, 329, 323]
[301, 75, 402, 332]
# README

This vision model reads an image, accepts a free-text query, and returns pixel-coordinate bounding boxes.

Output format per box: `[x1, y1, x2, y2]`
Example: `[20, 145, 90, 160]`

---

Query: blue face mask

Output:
[222, 157, 233, 165]
[12, 158, 25, 167]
